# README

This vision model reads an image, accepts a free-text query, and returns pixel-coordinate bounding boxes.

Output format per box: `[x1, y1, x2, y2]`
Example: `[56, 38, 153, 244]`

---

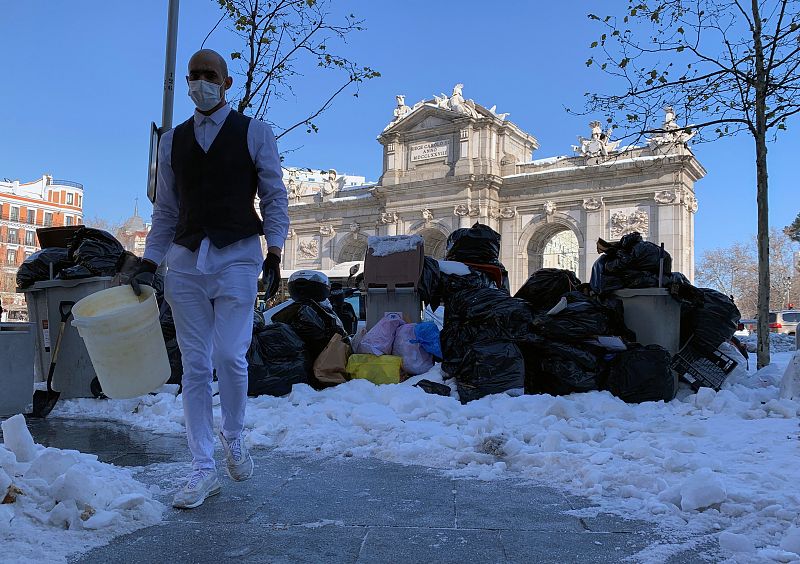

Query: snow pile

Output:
[368, 235, 422, 257]
[55, 354, 800, 560]
[740, 332, 797, 353]
[0, 414, 163, 564]
[437, 260, 471, 275]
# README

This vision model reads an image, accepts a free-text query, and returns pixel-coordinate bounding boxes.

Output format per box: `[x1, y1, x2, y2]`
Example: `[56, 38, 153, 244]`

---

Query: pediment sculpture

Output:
[299, 238, 319, 259]
[610, 209, 650, 238]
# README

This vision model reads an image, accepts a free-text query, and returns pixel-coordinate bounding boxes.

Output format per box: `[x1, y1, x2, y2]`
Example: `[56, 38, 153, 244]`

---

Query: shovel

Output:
[28, 301, 74, 418]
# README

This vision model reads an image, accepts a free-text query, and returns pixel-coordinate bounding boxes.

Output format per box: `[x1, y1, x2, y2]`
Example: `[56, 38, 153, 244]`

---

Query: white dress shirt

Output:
[143, 104, 289, 275]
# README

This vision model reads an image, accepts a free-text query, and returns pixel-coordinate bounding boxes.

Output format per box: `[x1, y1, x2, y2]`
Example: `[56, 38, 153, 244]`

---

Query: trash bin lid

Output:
[614, 288, 671, 298]
[32, 276, 114, 290]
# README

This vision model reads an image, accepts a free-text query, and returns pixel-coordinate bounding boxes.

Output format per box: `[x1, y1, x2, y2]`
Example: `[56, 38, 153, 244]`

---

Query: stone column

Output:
[581, 197, 604, 279]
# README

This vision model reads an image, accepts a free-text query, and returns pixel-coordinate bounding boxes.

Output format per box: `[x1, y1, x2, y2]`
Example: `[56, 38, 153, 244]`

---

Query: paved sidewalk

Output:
[13, 418, 709, 563]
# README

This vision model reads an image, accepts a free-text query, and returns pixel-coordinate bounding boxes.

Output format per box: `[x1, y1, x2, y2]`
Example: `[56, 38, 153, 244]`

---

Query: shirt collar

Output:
[193, 103, 231, 126]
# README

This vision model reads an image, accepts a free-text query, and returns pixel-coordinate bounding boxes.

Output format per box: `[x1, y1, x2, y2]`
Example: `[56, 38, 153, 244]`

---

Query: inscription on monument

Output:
[410, 140, 450, 162]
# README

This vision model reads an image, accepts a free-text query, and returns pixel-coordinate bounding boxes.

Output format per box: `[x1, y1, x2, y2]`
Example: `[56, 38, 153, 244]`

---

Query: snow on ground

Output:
[740, 333, 797, 354]
[54, 351, 800, 562]
[0, 415, 163, 564]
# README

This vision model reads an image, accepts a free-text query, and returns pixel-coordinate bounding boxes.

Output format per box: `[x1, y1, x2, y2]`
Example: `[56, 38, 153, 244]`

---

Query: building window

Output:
[7, 249, 16, 265]
[8, 230, 18, 245]
[67, 193, 74, 205]
[24, 250, 34, 260]
[25, 230, 35, 246]
[26, 209, 35, 224]
[9, 207, 19, 222]
[77, 195, 82, 207]
[44, 212, 53, 227]
[65, 216, 74, 226]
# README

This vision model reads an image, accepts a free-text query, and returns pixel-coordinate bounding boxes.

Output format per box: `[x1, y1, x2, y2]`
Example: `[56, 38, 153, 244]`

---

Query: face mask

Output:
[188, 79, 224, 111]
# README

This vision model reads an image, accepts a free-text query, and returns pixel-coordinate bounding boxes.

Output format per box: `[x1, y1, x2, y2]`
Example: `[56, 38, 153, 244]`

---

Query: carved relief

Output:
[453, 204, 470, 217]
[572, 121, 621, 157]
[422, 208, 434, 221]
[286, 228, 296, 240]
[349, 221, 361, 235]
[610, 209, 650, 238]
[490, 206, 516, 220]
[654, 190, 678, 204]
[582, 197, 602, 211]
[379, 211, 399, 224]
[469, 204, 479, 217]
[298, 238, 319, 259]
[319, 225, 335, 237]
[544, 201, 557, 216]
[685, 195, 698, 213]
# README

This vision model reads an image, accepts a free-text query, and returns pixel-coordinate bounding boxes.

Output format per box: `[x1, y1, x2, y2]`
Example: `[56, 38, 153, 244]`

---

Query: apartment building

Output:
[0, 174, 84, 320]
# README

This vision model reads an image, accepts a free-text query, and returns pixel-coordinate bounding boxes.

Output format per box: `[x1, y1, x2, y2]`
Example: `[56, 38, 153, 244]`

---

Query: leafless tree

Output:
[583, 0, 800, 368]
[215, 0, 380, 138]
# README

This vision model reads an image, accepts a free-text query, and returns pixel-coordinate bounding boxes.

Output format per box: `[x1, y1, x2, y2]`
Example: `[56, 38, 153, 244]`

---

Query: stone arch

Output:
[517, 213, 586, 286]
[409, 221, 451, 259]
[336, 233, 369, 264]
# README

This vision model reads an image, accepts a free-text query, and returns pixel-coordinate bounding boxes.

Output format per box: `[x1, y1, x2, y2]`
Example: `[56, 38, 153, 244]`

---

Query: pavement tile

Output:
[357, 527, 504, 564]
[454, 478, 583, 532]
[248, 456, 455, 528]
[501, 530, 655, 563]
[74, 521, 366, 564]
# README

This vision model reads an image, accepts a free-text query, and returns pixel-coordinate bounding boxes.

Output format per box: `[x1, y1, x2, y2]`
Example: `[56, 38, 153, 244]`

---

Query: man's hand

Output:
[122, 258, 158, 296]
[262, 251, 281, 300]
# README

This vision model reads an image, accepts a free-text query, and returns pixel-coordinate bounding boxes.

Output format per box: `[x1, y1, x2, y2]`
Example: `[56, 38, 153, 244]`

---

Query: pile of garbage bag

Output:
[16, 227, 128, 288]
[591, 232, 673, 292]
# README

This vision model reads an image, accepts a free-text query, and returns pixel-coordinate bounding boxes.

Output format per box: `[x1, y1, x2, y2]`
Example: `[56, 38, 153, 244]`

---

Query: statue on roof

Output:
[383, 94, 414, 131]
[572, 121, 620, 157]
[648, 105, 696, 148]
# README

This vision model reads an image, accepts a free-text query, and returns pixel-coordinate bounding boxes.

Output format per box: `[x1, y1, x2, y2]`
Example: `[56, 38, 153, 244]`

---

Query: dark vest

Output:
[171, 110, 263, 251]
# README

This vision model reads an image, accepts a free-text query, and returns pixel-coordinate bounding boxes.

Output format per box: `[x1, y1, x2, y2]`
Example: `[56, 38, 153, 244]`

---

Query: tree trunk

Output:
[752, 0, 770, 369]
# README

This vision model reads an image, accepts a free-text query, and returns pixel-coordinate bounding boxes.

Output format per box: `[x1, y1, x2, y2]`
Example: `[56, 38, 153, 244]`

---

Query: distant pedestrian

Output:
[125, 49, 288, 509]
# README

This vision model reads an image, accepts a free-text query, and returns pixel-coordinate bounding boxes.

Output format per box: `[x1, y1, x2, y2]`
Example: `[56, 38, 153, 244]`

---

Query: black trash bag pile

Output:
[418, 256, 442, 310]
[530, 292, 617, 342]
[16, 248, 72, 289]
[440, 287, 536, 403]
[680, 288, 740, 351]
[247, 322, 310, 397]
[514, 268, 581, 312]
[272, 300, 348, 363]
[524, 341, 603, 396]
[445, 223, 510, 292]
[66, 227, 125, 277]
[591, 232, 674, 292]
[605, 344, 677, 403]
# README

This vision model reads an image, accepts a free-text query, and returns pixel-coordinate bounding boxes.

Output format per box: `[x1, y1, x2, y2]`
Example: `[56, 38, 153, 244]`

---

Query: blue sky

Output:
[1, 1, 797, 259]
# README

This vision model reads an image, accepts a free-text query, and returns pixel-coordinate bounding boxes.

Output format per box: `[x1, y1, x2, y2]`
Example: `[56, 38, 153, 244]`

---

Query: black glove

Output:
[124, 258, 158, 296]
[262, 252, 281, 300]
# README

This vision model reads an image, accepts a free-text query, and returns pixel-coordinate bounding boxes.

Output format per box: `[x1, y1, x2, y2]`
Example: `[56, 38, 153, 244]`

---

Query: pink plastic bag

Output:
[392, 323, 434, 376]
[357, 312, 405, 355]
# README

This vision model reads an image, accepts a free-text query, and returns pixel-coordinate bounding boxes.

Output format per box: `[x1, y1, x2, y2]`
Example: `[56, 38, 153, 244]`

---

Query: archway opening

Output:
[528, 228, 579, 277]
[338, 236, 368, 263]
[417, 228, 448, 259]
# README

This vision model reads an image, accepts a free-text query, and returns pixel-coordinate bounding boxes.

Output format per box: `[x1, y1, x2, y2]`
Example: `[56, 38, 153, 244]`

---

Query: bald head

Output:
[188, 49, 228, 80]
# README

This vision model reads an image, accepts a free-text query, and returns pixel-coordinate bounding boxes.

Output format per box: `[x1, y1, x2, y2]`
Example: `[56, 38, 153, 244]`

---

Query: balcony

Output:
[49, 179, 84, 190]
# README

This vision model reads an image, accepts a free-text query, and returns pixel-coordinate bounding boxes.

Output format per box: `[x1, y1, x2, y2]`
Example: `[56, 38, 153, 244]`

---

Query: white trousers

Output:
[164, 264, 259, 471]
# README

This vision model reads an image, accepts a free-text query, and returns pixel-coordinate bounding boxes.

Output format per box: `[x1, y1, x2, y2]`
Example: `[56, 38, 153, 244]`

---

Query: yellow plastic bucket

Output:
[71, 285, 170, 399]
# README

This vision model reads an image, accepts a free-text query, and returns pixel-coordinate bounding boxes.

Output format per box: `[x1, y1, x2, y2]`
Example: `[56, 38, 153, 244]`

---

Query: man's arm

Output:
[251, 121, 289, 257]
[143, 129, 179, 266]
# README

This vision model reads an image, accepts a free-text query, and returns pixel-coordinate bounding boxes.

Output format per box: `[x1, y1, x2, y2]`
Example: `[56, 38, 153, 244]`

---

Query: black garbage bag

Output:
[16, 248, 73, 289]
[605, 344, 676, 403]
[445, 223, 501, 264]
[444, 287, 535, 342]
[67, 227, 125, 276]
[604, 236, 672, 277]
[272, 300, 348, 361]
[56, 264, 94, 280]
[253, 309, 266, 333]
[680, 288, 740, 350]
[515, 268, 581, 311]
[158, 302, 182, 385]
[453, 341, 525, 403]
[419, 256, 442, 310]
[248, 322, 310, 397]
[441, 268, 500, 298]
[531, 291, 616, 341]
[522, 340, 603, 395]
[414, 379, 452, 397]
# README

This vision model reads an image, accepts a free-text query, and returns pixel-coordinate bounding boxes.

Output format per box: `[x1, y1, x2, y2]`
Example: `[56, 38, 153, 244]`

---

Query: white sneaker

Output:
[219, 432, 254, 482]
[172, 470, 221, 509]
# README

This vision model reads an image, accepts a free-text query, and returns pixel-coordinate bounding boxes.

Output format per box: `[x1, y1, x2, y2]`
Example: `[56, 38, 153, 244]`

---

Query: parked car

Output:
[769, 310, 799, 335]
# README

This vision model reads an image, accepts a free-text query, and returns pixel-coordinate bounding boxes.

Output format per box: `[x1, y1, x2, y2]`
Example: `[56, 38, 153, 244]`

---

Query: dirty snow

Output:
[740, 333, 797, 354]
[368, 235, 423, 257]
[52, 351, 800, 561]
[0, 414, 163, 564]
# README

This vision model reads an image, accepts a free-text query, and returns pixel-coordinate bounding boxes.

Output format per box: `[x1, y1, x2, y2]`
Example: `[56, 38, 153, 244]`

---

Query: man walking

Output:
[128, 49, 288, 509]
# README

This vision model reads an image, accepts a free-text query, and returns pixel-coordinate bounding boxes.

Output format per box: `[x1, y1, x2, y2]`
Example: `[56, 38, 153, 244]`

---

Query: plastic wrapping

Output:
[16, 248, 73, 289]
[248, 322, 310, 396]
[606, 344, 676, 403]
[67, 227, 125, 277]
[445, 223, 501, 264]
